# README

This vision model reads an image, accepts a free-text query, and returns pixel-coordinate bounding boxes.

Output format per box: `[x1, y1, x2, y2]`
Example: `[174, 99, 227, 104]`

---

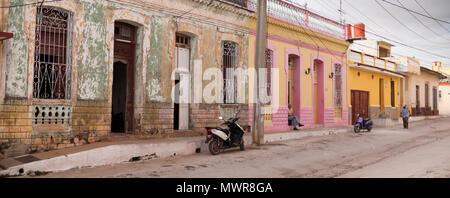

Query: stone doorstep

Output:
[0, 126, 352, 174]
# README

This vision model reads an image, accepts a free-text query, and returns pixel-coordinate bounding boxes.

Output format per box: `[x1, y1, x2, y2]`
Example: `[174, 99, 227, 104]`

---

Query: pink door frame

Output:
[312, 54, 325, 125]
[285, 48, 302, 119]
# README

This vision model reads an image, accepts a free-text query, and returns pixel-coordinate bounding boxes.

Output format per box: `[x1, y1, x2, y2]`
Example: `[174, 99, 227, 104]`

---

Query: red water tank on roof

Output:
[346, 24, 352, 39]
[354, 23, 365, 38]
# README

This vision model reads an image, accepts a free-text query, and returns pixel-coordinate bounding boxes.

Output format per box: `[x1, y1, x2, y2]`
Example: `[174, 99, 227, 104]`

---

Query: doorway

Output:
[288, 55, 301, 118]
[416, 85, 420, 115]
[425, 83, 429, 109]
[379, 78, 385, 112]
[351, 90, 369, 124]
[111, 22, 137, 133]
[391, 80, 395, 107]
[433, 87, 438, 112]
[174, 33, 191, 130]
[112, 61, 127, 132]
[313, 60, 324, 124]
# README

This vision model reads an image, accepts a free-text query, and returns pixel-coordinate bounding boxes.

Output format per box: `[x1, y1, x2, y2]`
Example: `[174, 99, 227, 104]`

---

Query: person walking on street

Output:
[401, 105, 410, 129]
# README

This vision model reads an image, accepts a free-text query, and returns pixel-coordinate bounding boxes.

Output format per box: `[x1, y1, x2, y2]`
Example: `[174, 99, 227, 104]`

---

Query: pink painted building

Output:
[247, 0, 350, 133]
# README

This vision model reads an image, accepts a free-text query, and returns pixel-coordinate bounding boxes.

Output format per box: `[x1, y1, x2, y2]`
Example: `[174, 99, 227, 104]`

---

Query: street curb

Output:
[263, 127, 352, 144]
[0, 127, 351, 176]
[0, 139, 205, 176]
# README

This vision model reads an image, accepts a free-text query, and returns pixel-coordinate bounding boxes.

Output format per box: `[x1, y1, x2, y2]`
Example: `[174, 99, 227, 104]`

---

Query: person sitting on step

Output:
[288, 104, 304, 130]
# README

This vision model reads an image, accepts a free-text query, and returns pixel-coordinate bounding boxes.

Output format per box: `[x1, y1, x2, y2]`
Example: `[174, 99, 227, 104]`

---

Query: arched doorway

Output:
[174, 33, 191, 130]
[288, 54, 301, 119]
[313, 59, 325, 124]
[111, 22, 137, 133]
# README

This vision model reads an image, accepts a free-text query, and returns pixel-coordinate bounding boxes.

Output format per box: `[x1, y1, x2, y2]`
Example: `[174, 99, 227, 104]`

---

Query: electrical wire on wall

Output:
[0, 0, 63, 9]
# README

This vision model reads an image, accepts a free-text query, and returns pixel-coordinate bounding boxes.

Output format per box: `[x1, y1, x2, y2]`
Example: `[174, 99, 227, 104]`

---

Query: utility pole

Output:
[339, 0, 345, 24]
[252, 0, 267, 146]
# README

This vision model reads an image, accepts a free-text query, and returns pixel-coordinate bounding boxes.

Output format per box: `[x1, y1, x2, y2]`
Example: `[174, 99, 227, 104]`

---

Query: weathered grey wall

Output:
[146, 15, 165, 102]
[5, 0, 28, 98]
[77, 0, 109, 100]
[0, 0, 252, 159]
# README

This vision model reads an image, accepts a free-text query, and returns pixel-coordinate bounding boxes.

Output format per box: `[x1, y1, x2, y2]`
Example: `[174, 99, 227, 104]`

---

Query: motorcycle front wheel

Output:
[209, 138, 221, 155]
[354, 125, 361, 133]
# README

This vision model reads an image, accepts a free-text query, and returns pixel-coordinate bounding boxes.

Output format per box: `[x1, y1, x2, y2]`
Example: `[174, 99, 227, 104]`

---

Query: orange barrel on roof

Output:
[346, 24, 352, 39]
[354, 23, 365, 38]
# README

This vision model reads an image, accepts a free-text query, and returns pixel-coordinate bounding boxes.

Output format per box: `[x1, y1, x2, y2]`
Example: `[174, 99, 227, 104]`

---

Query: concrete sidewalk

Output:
[2, 114, 447, 177]
[372, 114, 450, 127]
[0, 126, 352, 176]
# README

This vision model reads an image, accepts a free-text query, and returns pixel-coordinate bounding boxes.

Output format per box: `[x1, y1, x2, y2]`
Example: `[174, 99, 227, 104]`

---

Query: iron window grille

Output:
[265, 49, 273, 104]
[222, 41, 239, 104]
[334, 64, 342, 107]
[33, 6, 73, 100]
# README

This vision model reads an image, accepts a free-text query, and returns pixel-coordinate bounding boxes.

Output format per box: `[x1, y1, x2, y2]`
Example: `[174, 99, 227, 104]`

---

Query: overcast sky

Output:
[289, 0, 450, 68]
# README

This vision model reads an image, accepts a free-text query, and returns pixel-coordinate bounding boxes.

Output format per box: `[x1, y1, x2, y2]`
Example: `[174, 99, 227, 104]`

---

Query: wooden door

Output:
[433, 87, 438, 111]
[379, 79, 385, 112]
[313, 60, 324, 124]
[416, 85, 420, 114]
[351, 90, 369, 124]
[288, 55, 301, 118]
[391, 81, 395, 107]
[113, 22, 136, 133]
[425, 84, 429, 109]
[313, 64, 318, 123]
[175, 47, 190, 130]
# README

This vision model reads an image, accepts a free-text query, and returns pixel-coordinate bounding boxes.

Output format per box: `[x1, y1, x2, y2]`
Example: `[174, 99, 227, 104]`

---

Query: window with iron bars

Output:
[33, 6, 73, 100]
[222, 41, 239, 104]
[334, 64, 342, 107]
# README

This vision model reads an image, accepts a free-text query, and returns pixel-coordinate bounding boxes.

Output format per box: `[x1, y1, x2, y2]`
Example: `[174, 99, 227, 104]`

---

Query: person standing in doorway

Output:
[288, 104, 304, 130]
[401, 105, 410, 129]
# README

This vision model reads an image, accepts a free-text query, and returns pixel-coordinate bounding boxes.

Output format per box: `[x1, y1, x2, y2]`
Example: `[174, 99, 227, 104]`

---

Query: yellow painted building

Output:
[348, 39, 405, 126]
[247, 0, 350, 131]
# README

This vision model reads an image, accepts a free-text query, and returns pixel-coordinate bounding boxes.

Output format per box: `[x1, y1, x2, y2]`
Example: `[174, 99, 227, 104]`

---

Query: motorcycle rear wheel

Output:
[239, 139, 245, 151]
[209, 138, 221, 155]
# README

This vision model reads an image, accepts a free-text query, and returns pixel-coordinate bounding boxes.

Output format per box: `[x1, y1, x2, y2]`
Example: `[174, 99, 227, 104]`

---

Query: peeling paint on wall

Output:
[77, 0, 108, 100]
[5, 0, 28, 98]
[146, 15, 164, 102]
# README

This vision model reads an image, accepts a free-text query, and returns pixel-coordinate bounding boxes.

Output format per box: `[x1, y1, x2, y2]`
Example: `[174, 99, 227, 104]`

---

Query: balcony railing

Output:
[350, 50, 397, 72]
[248, 0, 346, 40]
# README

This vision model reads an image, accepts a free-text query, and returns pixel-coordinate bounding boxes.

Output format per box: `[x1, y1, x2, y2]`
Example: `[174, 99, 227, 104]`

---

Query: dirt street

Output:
[27, 117, 450, 178]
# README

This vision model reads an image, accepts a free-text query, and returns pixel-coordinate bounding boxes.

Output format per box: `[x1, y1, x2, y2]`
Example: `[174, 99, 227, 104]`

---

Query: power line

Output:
[342, 0, 408, 42]
[413, 0, 450, 33]
[285, 1, 447, 64]
[176, 0, 213, 18]
[279, 1, 449, 65]
[336, 0, 448, 64]
[0, 0, 63, 9]
[374, 0, 440, 45]
[287, 3, 345, 63]
[395, 0, 450, 42]
[351, 42, 435, 67]
[381, 0, 450, 25]
[349, 23, 450, 60]
[109, 0, 248, 34]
